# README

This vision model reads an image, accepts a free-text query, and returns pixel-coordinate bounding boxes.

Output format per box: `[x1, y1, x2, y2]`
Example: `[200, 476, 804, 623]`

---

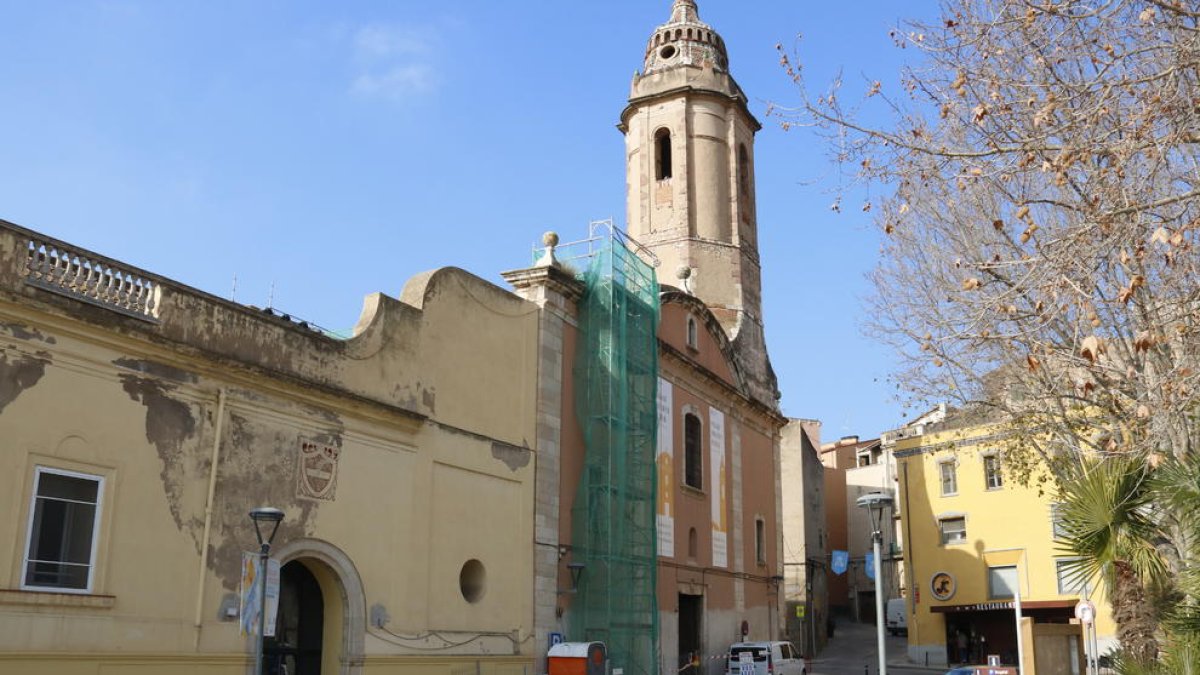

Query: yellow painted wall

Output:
[895, 423, 1116, 665]
[0, 221, 539, 674]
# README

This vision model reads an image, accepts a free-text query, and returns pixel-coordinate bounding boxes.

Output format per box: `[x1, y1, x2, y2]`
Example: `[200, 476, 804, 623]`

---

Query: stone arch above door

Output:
[272, 538, 365, 675]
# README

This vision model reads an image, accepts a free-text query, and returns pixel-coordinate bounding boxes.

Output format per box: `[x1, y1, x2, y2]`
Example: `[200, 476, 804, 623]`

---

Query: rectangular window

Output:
[984, 455, 1003, 489]
[939, 461, 958, 495]
[939, 517, 967, 545]
[989, 565, 1018, 599]
[755, 518, 766, 565]
[23, 467, 103, 592]
[1057, 559, 1085, 595]
[1051, 503, 1069, 539]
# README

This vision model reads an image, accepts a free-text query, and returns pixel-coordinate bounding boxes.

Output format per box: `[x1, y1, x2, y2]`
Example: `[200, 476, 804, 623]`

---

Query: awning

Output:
[931, 600, 1077, 613]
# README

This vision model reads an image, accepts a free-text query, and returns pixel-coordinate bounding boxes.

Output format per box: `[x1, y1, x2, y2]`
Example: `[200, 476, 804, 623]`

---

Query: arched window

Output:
[688, 527, 698, 559]
[655, 128, 673, 181]
[686, 315, 698, 349]
[684, 413, 702, 489]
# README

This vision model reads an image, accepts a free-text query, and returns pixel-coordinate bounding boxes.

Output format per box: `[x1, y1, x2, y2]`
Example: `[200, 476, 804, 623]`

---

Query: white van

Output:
[886, 598, 908, 636]
[726, 641, 806, 675]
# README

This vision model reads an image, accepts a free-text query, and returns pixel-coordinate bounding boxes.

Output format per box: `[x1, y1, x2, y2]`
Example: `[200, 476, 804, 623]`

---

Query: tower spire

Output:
[669, 0, 699, 24]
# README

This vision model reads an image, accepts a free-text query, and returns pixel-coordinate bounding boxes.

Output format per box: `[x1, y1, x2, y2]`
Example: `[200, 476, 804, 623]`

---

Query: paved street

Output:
[809, 619, 942, 675]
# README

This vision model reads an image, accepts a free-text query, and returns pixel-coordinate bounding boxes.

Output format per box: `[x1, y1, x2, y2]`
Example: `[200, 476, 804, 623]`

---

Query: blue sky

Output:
[0, 1, 940, 441]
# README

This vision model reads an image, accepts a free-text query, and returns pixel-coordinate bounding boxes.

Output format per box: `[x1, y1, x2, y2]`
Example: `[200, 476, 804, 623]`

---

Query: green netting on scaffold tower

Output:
[569, 235, 661, 675]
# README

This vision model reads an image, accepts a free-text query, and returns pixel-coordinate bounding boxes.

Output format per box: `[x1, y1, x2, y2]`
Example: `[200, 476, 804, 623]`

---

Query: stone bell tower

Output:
[620, 0, 778, 406]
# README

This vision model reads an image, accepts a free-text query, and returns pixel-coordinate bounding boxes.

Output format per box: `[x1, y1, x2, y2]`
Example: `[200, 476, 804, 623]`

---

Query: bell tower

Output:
[620, 0, 778, 406]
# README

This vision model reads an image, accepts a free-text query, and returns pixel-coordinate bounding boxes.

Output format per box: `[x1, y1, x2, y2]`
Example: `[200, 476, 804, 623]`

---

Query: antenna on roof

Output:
[267, 281, 275, 309]
[230, 274, 238, 302]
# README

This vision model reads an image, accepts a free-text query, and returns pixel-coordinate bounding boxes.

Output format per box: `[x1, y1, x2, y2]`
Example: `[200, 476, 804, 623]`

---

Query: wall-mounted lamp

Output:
[562, 562, 586, 595]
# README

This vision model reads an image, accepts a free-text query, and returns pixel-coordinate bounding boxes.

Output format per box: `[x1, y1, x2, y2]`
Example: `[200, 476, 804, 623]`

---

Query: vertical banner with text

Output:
[656, 378, 675, 558]
[710, 408, 727, 568]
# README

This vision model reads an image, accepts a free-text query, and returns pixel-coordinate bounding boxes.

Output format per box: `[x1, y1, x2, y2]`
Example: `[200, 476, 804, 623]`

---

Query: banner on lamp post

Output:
[239, 552, 281, 637]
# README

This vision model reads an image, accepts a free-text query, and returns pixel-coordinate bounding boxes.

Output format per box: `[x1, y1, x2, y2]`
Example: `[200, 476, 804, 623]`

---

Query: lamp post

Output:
[857, 492, 894, 675]
[249, 507, 284, 675]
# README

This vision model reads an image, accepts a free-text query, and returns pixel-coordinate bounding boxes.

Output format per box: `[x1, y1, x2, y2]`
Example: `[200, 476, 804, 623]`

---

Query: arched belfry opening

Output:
[655, 128, 673, 181]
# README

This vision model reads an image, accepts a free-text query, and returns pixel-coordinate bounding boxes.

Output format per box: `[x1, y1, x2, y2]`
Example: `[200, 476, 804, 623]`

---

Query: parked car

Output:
[885, 598, 908, 636]
[726, 641, 806, 675]
[944, 667, 1017, 675]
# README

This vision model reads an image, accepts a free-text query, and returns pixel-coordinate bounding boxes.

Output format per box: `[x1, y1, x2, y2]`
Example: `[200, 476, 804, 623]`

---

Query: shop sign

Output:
[942, 601, 1015, 612]
[930, 571, 957, 601]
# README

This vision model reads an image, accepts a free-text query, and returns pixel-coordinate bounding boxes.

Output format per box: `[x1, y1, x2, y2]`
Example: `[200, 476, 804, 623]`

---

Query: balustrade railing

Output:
[22, 237, 162, 321]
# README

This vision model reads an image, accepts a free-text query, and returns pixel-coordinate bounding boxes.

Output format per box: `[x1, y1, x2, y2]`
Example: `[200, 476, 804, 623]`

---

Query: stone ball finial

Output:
[676, 265, 692, 279]
[543, 231, 560, 247]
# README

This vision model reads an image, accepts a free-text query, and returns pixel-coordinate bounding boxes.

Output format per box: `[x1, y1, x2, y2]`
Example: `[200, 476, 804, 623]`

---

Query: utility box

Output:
[548, 641, 607, 675]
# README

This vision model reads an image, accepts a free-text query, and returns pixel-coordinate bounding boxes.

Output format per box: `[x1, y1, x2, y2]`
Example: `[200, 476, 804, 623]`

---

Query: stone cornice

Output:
[618, 84, 762, 133]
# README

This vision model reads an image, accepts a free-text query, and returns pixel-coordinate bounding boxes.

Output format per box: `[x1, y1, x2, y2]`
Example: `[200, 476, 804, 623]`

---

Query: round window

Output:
[660, 45, 677, 60]
[459, 559, 486, 603]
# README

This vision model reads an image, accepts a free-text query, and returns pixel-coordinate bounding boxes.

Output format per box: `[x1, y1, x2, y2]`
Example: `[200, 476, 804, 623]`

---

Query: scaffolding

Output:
[569, 225, 661, 675]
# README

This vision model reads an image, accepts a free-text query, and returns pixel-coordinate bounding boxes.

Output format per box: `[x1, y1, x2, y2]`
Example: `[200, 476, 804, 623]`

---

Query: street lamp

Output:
[249, 507, 284, 675]
[857, 492, 894, 675]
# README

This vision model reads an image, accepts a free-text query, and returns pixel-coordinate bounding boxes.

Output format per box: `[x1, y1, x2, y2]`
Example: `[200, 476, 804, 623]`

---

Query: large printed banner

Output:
[656, 378, 675, 558]
[710, 408, 728, 568]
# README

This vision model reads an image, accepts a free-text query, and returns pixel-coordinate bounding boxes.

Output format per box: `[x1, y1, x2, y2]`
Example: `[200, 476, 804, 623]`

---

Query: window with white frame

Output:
[1051, 503, 1069, 539]
[23, 467, 103, 592]
[983, 454, 1003, 489]
[1056, 559, 1086, 595]
[939, 460, 958, 495]
[989, 565, 1018, 599]
[939, 516, 967, 545]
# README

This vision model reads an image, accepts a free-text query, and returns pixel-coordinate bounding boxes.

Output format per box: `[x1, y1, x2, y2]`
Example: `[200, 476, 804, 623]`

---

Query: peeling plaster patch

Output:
[113, 357, 198, 384]
[0, 322, 56, 345]
[207, 412, 336, 590]
[120, 375, 199, 532]
[491, 440, 531, 472]
[421, 386, 436, 413]
[0, 350, 49, 414]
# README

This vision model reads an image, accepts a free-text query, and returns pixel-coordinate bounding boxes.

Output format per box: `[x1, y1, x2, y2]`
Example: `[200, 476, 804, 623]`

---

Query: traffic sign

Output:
[1074, 599, 1096, 626]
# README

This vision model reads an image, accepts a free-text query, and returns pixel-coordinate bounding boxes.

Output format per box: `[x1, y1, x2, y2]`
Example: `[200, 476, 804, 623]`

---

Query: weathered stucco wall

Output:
[0, 221, 538, 673]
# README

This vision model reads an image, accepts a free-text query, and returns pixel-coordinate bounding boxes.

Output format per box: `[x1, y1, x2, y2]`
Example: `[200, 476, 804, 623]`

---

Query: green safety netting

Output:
[569, 236, 661, 675]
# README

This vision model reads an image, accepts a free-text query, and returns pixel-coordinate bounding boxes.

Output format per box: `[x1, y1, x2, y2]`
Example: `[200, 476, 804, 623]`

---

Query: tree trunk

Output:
[1111, 560, 1159, 663]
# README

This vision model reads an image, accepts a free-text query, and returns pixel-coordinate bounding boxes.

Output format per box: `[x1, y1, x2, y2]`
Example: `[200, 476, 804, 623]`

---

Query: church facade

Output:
[520, 3, 788, 674]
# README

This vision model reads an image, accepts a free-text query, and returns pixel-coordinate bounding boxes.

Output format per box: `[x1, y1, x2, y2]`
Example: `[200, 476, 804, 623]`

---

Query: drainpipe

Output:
[194, 388, 228, 650]
[901, 461, 916, 649]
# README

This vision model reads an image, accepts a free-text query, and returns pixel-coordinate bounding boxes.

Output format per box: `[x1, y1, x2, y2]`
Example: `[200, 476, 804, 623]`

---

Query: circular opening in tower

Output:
[659, 45, 677, 60]
[459, 559, 486, 604]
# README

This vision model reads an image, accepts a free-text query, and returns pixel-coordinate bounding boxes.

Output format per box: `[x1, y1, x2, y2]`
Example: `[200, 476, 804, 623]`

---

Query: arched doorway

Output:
[263, 561, 324, 675]
[268, 539, 366, 675]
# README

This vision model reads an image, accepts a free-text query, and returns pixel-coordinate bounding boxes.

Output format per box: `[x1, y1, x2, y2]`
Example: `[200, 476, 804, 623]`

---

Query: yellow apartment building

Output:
[892, 419, 1117, 671]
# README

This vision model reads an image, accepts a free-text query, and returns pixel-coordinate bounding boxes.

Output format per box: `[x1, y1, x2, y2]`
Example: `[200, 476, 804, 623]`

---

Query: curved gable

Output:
[659, 290, 743, 391]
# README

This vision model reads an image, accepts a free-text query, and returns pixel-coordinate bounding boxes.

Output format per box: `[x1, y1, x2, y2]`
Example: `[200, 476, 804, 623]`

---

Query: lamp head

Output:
[856, 491, 894, 531]
[249, 507, 285, 547]
[566, 562, 586, 591]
